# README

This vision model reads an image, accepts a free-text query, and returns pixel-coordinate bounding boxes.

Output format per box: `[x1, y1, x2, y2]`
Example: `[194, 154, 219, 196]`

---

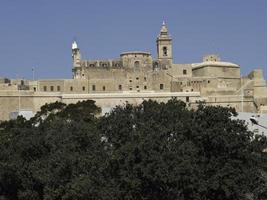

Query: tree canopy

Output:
[0, 99, 267, 200]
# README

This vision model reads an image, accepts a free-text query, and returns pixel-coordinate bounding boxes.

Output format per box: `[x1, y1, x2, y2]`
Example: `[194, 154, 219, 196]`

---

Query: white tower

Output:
[72, 41, 82, 79]
[72, 41, 81, 68]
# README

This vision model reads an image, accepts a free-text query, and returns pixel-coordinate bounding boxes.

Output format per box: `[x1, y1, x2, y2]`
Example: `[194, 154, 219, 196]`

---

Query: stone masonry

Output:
[1, 22, 267, 121]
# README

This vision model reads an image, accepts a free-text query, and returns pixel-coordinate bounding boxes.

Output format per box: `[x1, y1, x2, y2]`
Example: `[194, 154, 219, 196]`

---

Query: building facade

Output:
[1, 22, 267, 121]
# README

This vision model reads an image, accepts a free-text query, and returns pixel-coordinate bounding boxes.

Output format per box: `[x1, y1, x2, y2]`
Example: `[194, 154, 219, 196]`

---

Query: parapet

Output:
[120, 51, 151, 57]
[248, 69, 264, 80]
[203, 55, 221, 62]
[80, 59, 123, 68]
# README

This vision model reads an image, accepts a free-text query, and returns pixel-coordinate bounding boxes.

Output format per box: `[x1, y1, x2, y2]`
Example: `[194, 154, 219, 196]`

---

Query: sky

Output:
[0, 0, 267, 80]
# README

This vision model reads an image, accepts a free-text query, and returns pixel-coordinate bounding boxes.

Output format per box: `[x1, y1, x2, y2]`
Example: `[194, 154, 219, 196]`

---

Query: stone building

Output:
[1, 22, 267, 121]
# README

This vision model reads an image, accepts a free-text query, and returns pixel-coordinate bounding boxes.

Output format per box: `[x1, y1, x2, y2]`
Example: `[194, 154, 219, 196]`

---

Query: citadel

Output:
[1, 22, 267, 121]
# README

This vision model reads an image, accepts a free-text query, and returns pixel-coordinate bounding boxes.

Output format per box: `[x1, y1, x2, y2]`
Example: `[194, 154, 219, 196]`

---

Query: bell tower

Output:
[156, 21, 173, 65]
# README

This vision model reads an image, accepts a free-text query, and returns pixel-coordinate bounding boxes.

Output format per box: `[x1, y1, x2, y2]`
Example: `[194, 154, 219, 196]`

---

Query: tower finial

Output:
[160, 20, 168, 34]
[72, 40, 78, 50]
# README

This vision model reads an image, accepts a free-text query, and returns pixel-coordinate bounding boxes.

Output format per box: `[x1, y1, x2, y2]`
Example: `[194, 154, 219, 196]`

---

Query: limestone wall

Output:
[193, 65, 240, 78]
[0, 91, 61, 121]
[0, 91, 203, 121]
[169, 64, 192, 78]
[120, 52, 153, 69]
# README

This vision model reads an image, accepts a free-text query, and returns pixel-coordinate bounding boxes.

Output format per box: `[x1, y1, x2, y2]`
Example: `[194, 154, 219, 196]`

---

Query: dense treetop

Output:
[0, 99, 267, 200]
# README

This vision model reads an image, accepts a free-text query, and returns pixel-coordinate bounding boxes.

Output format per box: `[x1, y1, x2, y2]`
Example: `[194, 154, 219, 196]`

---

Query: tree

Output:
[99, 99, 267, 200]
[0, 100, 107, 200]
[0, 99, 267, 200]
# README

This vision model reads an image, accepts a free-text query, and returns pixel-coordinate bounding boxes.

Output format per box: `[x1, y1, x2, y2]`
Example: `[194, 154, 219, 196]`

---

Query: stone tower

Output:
[72, 41, 81, 68]
[72, 41, 82, 79]
[156, 21, 173, 66]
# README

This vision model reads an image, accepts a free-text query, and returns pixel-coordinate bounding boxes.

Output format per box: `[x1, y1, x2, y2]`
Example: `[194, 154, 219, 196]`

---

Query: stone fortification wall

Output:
[0, 91, 203, 121]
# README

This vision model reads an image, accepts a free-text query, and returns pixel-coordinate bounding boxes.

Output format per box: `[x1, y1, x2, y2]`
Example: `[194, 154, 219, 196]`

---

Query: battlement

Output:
[78, 51, 154, 69]
[80, 59, 123, 68]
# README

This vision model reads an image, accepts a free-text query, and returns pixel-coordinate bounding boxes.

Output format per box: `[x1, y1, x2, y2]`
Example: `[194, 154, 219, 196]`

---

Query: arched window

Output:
[118, 85, 122, 90]
[134, 61, 140, 68]
[102, 63, 108, 67]
[163, 46, 168, 56]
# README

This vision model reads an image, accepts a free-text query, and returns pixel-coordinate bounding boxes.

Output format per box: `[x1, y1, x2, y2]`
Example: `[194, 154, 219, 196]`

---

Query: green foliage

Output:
[0, 99, 267, 199]
[0, 100, 106, 200]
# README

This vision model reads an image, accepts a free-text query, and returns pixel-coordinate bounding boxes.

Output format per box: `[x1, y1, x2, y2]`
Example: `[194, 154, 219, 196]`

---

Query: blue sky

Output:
[0, 0, 267, 79]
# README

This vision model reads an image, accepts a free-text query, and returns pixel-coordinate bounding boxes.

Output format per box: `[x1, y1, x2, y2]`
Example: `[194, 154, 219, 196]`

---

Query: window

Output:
[50, 86, 54, 91]
[92, 85, 96, 91]
[44, 86, 47, 91]
[103, 86, 106, 91]
[191, 89, 194, 92]
[144, 86, 147, 90]
[136, 86, 139, 88]
[134, 61, 140, 68]
[136, 77, 139, 80]
[70, 86, 73, 91]
[163, 46, 168, 56]
[82, 86, 85, 91]
[183, 69, 187, 75]
[119, 85, 122, 90]
[57, 86, 60, 91]
[129, 80, 132, 83]
[186, 96, 189, 102]
[33, 87, 36, 92]
[160, 84, 164, 90]
[208, 80, 210, 84]
[144, 77, 147, 81]
[129, 87, 132, 90]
